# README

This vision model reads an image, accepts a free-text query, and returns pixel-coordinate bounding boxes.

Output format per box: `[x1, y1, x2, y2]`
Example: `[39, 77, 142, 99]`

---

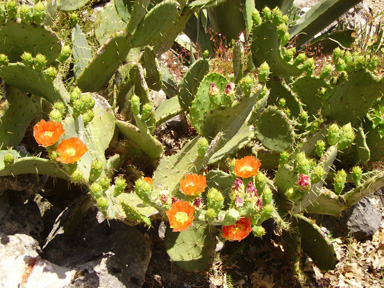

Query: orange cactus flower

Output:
[234, 156, 261, 178]
[166, 200, 195, 232]
[56, 137, 88, 164]
[33, 119, 65, 147]
[179, 174, 207, 196]
[222, 217, 252, 242]
[143, 177, 153, 185]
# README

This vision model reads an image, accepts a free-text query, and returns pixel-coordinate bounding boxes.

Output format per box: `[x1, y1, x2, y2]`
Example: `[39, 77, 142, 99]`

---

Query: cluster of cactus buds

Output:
[69, 87, 95, 122]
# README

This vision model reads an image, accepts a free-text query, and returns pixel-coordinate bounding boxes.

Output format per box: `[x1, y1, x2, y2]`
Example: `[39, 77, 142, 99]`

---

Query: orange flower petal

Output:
[166, 200, 195, 232]
[180, 174, 207, 196]
[33, 119, 65, 147]
[56, 137, 88, 164]
[143, 177, 153, 185]
[234, 156, 261, 178]
[222, 217, 252, 242]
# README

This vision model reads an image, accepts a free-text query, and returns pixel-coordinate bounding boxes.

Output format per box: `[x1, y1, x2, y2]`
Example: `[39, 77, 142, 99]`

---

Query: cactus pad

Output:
[72, 24, 93, 79]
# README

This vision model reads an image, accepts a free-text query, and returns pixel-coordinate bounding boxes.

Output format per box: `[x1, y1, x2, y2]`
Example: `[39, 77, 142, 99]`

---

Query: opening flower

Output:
[56, 137, 88, 164]
[166, 200, 195, 232]
[234, 156, 261, 178]
[298, 173, 311, 189]
[222, 217, 252, 242]
[179, 174, 207, 196]
[143, 177, 153, 185]
[33, 119, 64, 147]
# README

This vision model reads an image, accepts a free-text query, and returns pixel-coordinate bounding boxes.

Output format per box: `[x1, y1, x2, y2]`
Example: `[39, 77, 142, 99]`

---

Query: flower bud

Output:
[44, 67, 58, 81]
[89, 159, 103, 182]
[33, 1, 46, 25]
[70, 13, 78, 27]
[49, 109, 63, 122]
[96, 196, 109, 211]
[19, 4, 32, 25]
[0, 4, 6, 22]
[90, 182, 103, 198]
[251, 9, 262, 26]
[70, 87, 81, 103]
[114, 176, 127, 197]
[337, 123, 355, 150]
[6, 0, 17, 19]
[301, 57, 315, 74]
[0, 53, 8, 66]
[327, 123, 340, 146]
[71, 170, 84, 183]
[333, 47, 343, 62]
[135, 178, 152, 203]
[297, 173, 311, 190]
[239, 74, 255, 97]
[99, 177, 111, 190]
[262, 6, 272, 22]
[255, 171, 266, 192]
[285, 187, 296, 200]
[279, 151, 290, 166]
[252, 225, 266, 237]
[272, 7, 283, 25]
[141, 102, 153, 120]
[334, 169, 347, 195]
[48, 150, 59, 161]
[335, 58, 346, 72]
[351, 166, 362, 186]
[315, 140, 326, 157]
[262, 186, 273, 206]
[82, 109, 94, 124]
[3, 152, 14, 166]
[259, 204, 274, 222]
[53, 101, 66, 115]
[311, 165, 325, 183]
[257, 61, 270, 83]
[293, 53, 306, 66]
[222, 208, 240, 226]
[33, 53, 47, 71]
[197, 137, 209, 158]
[58, 45, 71, 62]
[131, 95, 141, 115]
[207, 188, 224, 210]
[80, 93, 95, 110]
[277, 23, 288, 39]
[206, 207, 217, 219]
[320, 64, 333, 79]
[21, 52, 34, 67]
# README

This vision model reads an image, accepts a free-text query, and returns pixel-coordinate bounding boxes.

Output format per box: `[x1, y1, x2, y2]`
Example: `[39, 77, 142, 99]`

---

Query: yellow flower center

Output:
[65, 148, 77, 157]
[43, 131, 54, 138]
[175, 211, 189, 224]
[239, 165, 253, 173]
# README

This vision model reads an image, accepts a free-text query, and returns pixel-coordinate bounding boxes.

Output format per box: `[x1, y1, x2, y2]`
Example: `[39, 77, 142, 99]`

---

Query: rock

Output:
[344, 197, 382, 241]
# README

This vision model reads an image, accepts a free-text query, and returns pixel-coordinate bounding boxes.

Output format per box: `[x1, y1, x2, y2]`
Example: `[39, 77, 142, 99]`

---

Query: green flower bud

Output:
[3, 152, 14, 166]
[280, 32, 290, 46]
[278, 98, 286, 108]
[96, 196, 109, 211]
[71, 170, 84, 183]
[90, 182, 103, 198]
[255, 171, 267, 192]
[222, 208, 240, 226]
[33, 53, 47, 71]
[141, 102, 153, 120]
[301, 57, 315, 74]
[89, 159, 103, 182]
[259, 204, 274, 222]
[298, 110, 308, 127]
[58, 45, 71, 62]
[239, 74, 256, 97]
[44, 67, 57, 81]
[272, 7, 283, 25]
[99, 177, 111, 190]
[6, 0, 17, 19]
[48, 150, 59, 161]
[262, 6, 272, 22]
[277, 23, 288, 39]
[334, 172, 347, 195]
[295, 152, 310, 174]
[80, 93, 95, 110]
[252, 225, 266, 237]
[207, 188, 224, 212]
[282, 47, 296, 62]
[262, 186, 273, 206]
[279, 151, 290, 166]
[367, 55, 379, 71]
[333, 47, 343, 62]
[19, 4, 32, 25]
[53, 101, 66, 114]
[294, 53, 306, 66]
[49, 108, 63, 122]
[0, 4, 6, 22]
[337, 123, 355, 150]
[70, 90, 80, 104]
[315, 140, 326, 157]
[320, 64, 333, 79]
[311, 165, 325, 183]
[0, 53, 9, 66]
[70, 13, 78, 27]
[251, 9, 262, 26]
[197, 137, 209, 157]
[135, 178, 152, 203]
[327, 123, 340, 146]
[257, 61, 270, 83]
[33, 1, 46, 25]
[351, 166, 362, 186]
[21, 52, 34, 67]
[285, 187, 296, 199]
[335, 58, 346, 72]
[206, 208, 218, 219]
[114, 176, 127, 197]
[317, 87, 329, 101]
[131, 95, 141, 115]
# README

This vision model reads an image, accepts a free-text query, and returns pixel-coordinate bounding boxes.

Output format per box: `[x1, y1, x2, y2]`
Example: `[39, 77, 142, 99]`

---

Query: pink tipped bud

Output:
[297, 174, 311, 189]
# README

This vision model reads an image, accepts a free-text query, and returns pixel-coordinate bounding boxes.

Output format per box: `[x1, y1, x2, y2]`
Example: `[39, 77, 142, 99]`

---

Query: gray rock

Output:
[344, 197, 382, 241]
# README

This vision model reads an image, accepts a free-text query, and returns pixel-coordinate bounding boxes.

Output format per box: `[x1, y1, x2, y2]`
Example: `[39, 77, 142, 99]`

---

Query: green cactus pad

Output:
[72, 24, 92, 79]
[322, 70, 384, 126]
[95, 2, 126, 46]
[251, 22, 302, 77]
[114, 0, 134, 23]
[164, 223, 215, 272]
[126, 0, 151, 34]
[0, 21, 61, 64]
[296, 214, 338, 271]
[116, 120, 163, 159]
[206, 169, 236, 198]
[188, 0, 226, 8]
[255, 106, 294, 152]
[132, 1, 178, 48]
[0, 87, 38, 148]
[116, 192, 158, 220]
[291, 76, 328, 118]
[178, 58, 209, 110]
[57, 0, 90, 11]
[0, 63, 68, 103]
[155, 97, 183, 127]
[354, 125, 370, 165]
[140, 46, 162, 91]
[268, 78, 301, 118]
[0, 150, 68, 179]
[364, 120, 384, 163]
[76, 31, 131, 92]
